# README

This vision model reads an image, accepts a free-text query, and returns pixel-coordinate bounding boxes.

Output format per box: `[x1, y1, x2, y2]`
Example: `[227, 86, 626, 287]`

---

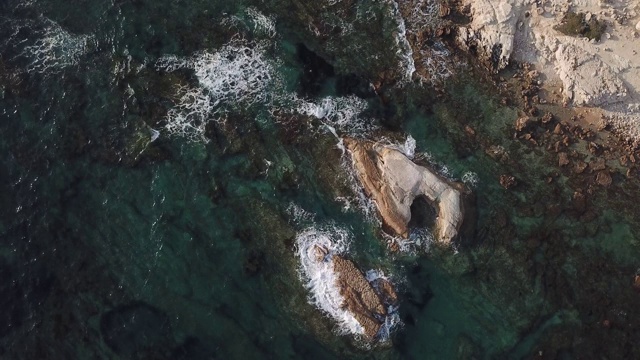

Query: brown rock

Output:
[620, 155, 629, 166]
[333, 256, 387, 339]
[596, 171, 612, 187]
[439, 3, 451, 17]
[515, 116, 533, 132]
[499, 174, 517, 189]
[553, 124, 563, 135]
[634, 275, 640, 292]
[486, 145, 509, 162]
[589, 158, 606, 171]
[588, 142, 601, 155]
[464, 125, 476, 136]
[574, 161, 588, 174]
[541, 112, 554, 124]
[558, 152, 570, 167]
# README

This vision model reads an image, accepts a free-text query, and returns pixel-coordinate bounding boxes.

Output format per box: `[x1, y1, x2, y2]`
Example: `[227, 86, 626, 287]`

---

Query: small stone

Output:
[634, 274, 640, 291]
[553, 124, 563, 135]
[558, 152, 570, 167]
[515, 116, 533, 132]
[589, 158, 606, 171]
[596, 171, 612, 187]
[499, 174, 517, 189]
[464, 125, 476, 136]
[574, 161, 588, 174]
[620, 155, 629, 166]
[636, 20, 640, 31]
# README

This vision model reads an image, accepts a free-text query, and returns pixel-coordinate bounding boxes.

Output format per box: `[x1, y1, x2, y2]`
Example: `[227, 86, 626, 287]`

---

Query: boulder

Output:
[499, 174, 517, 189]
[344, 138, 469, 244]
[333, 256, 388, 339]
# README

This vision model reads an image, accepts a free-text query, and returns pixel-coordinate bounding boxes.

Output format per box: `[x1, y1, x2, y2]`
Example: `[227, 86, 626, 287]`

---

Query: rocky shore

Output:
[454, 0, 640, 142]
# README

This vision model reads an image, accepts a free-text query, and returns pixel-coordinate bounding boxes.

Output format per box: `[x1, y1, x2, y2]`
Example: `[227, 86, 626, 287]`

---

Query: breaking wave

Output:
[295, 226, 365, 336]
[388, 0, 416, 83]
[157, 39, 280, 142]
[3, 18, 94, 75]
[294, 224, 401, 341]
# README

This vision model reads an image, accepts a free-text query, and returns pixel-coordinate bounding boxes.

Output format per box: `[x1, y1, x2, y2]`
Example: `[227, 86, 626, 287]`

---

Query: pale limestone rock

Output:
[554, 43, 629, 106]
[457, 0, 529, 70]
[344, 138, 467, 244]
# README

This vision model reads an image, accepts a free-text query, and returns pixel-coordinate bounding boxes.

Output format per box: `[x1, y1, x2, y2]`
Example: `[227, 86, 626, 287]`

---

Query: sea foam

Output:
[157, 39, 279, 142]
[7, 18, 94, 75]
[295, 227, 365, 336]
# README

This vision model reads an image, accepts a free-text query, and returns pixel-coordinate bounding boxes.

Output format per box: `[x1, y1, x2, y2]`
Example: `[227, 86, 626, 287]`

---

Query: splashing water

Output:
[388, 0, 416, 83]
[294, 95, 374, 135]
[245, 7, 277, 38]
[295, 226, 365, 336]
[16, 19, 93, 75]
[157, 39, 280, 142]
[461, 171, 480, 188]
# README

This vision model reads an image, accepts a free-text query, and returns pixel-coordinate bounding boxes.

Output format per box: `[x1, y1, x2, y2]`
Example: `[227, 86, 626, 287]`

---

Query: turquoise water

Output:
[2, 0, 640, 358]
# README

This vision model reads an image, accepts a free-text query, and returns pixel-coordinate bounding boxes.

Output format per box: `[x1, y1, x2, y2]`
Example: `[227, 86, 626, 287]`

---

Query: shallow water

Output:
[2, 0, 640, 359]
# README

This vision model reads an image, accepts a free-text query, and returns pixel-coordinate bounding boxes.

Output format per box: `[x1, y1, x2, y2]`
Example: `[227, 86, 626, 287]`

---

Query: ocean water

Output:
[2, 0, 640, 359]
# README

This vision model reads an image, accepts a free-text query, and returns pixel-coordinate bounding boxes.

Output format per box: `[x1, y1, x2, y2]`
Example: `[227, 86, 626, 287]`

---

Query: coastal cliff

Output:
[455, 0, 640, 140]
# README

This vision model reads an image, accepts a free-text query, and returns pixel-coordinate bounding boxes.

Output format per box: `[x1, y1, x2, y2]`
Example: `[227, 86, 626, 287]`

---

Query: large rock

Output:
[456, 0, 527, 70]
[554, 43, 628, 106]
[344, 138, 468, 244]
[332, 255, 389, 339]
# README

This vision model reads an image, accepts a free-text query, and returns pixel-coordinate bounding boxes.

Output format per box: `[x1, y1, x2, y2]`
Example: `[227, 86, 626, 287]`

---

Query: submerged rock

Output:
[344, 138, 469, 244]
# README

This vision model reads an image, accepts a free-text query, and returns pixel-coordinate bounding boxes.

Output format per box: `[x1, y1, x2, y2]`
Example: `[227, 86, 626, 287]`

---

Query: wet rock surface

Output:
[333, 256, 390, 339]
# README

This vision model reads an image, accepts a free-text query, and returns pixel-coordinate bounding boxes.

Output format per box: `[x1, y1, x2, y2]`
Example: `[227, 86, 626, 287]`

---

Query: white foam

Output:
[421, 41, 454, 82]
[157, 39, 279, 142]
[295, 227, 365, 336]
[388, 0, 416, 83]
[19, 19, 93, 75]
[294, 95, 372, 135]
[461, 171, 479, 188]
[245, 7, 277, 38]
[385, 135, 416, 159]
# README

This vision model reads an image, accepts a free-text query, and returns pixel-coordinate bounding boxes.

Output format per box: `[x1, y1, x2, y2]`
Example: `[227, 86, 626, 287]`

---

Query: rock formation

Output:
[331, 255, 391, 339]
[344, 138, 468, 244]
[456, 0, 640, 141]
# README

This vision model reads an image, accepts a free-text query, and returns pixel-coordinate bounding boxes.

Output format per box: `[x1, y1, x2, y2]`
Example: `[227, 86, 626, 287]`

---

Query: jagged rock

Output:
[589, 158, 606, 171]
[499, 174, 517, 189]
[553, 123, 563, 135]
[574, 160, 588, 174]
[456, 0, 526, 70]
[558, 152, 570, 167]
[596, 171, 612, 187]
[515, 116, 533, 132]
[333, 256, 388, 339]
[344, 138, 469, 244]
